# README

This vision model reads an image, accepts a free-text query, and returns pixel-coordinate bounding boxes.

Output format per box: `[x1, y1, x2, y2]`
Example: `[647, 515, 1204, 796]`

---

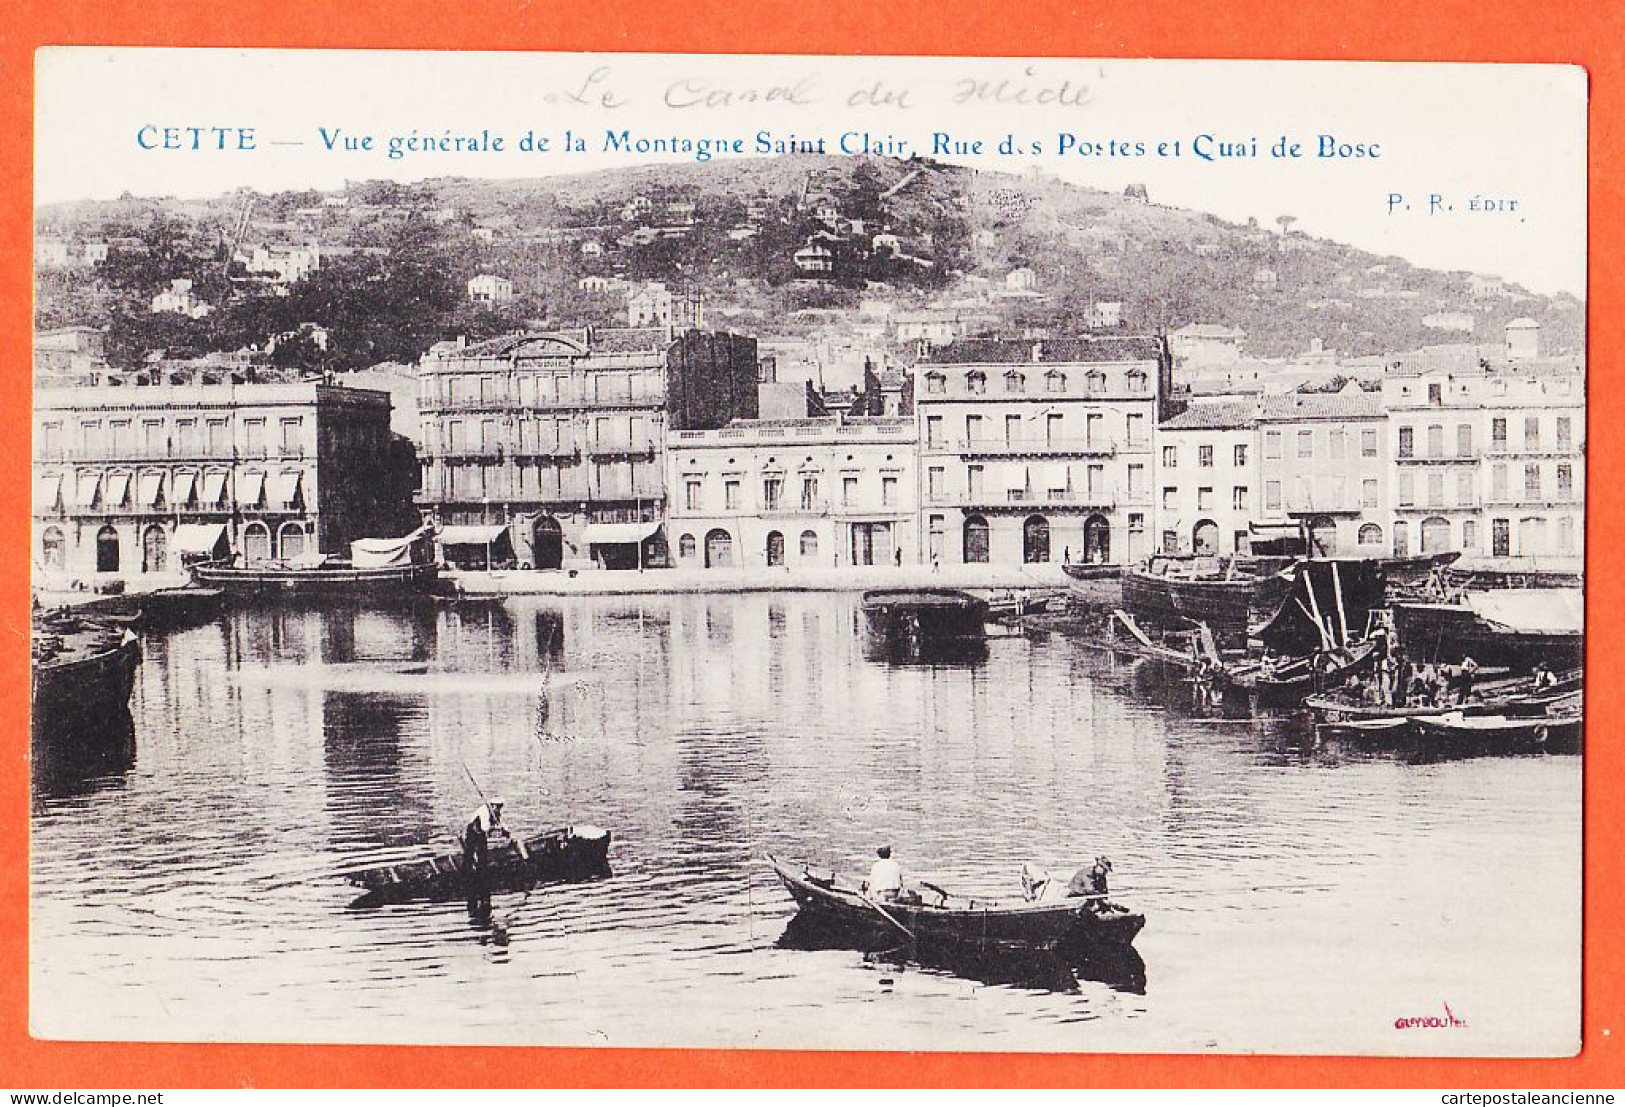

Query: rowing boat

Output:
[766, 855, 1143, 952]
[344, 825, 611, 906]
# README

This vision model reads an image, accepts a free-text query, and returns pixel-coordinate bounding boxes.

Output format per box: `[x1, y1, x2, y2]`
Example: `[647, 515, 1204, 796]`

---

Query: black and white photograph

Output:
[28, 49, 1585, 1055]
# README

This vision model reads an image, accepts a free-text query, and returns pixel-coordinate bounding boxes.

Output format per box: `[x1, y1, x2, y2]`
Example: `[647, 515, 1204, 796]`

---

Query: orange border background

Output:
[2, 0, 1620, 1088]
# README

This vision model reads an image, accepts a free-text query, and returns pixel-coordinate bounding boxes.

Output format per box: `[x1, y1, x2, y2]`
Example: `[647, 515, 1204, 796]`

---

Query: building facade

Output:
[666, 416, 918, 570]
[1256, 390, 1390, 557]
[1152, 402, 1260, 557]
[1381, 323, 1584, 565]
[415, 328, 758, 569]
[915, 336, 1174, 567]
[33, 380, 410, 578]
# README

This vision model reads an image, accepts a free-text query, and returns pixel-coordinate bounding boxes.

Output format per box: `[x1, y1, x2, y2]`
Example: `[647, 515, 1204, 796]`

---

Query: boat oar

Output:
[858, 892, 916, 944]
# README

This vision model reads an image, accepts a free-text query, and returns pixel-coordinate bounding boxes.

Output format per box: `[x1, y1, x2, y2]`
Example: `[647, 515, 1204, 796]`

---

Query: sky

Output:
[35, 49, 1588, 297]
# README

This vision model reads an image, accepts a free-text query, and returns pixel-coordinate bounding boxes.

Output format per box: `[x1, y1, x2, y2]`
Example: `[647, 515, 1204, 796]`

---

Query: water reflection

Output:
[29, 592, 1581, 1052]
[31, 706, 137, 803]
[776, 913, 1148, 995]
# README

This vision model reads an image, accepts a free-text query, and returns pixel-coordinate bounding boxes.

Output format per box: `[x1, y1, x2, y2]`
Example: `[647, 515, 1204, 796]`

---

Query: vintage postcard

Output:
[28, 49, 1585, 1057]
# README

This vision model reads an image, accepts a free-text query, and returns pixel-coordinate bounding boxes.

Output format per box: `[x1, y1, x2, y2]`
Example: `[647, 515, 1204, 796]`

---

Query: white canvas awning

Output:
[75, 472, 101, 508]
[172, 522, 228, 556]
[239, 471, 266, 508]
[438, 524, 510, 546]
[171, 472, 197, 508]
[1467, 589, 1584, 634]
[581, 521, 661, 546]
[201, 471, 229, 507]
[34, 473, 62, 511]
[270, 471, 303, 509]
[106, 471, 132, 507]
[138, 471, 165, 507]
[351, 525, 431, 569]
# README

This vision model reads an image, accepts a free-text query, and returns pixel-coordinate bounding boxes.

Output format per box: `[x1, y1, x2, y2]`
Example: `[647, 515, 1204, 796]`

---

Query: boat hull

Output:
[31, 624, 140, 739]
[345, 825, 612, 906]
[1391, 602, 1583, 670]
[768, 856, 1139, 953]
[193, 562, 440, 598]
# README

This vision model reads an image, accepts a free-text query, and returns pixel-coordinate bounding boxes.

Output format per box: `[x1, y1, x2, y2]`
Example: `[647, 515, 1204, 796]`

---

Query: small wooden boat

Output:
[1061, 562, 1125, 582]
[1316, 716, 1415, 742]
[32, 611, 141, 738]
[766, 855, 1143, 952]
[193, 559, 440, 598]
[985, 592, 1053, 621]
[344, 825, 611, 906]
[1304, 668, 1582, 724]
[862, 589, 989, 657]
[1413, 710, 1582, 753]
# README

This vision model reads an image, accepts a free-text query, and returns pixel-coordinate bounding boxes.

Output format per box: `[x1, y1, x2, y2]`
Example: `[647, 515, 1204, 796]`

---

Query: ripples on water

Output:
[31, 595, 1580, 1053]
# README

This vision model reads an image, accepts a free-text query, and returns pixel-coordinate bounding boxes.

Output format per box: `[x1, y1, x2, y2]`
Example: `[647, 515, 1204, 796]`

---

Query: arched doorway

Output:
[678, 533, 697, 561]
[1307, 515, 1338, 556]
[766, 531, 785, 567]
[704, 528, 733, 568]
[95, 525, 120, 573]
[278, 522, 307, 561]
[41, 526, 65, 570]
[1083, 514, 1111, 564]
[141, 525, 168, 573]
[1421, 516, 1452, 554]
[963, 515, 990, 564]
[1392, 520, 1409, 557]
[1023, 515, 1050, 564]
[532, 516, 563, 570]
[800, 530, 819, 559]
[1358, 523, 1384, 547]
[1192, 519, 1219, 557]
[243, 522, 271, 563]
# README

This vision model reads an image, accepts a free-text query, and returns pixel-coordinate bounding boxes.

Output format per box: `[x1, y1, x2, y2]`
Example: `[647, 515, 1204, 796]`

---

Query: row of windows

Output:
[1396, 415, 1576, 458]
[1260, 427, 1382, 461]
[682, 474, 898, 512]
[921, 367, 1150, 396]
[427, 369, 664, 407]
[924, 411, 1147, 450]
[1392, 463, 1576, 506]
[1163, 443, 1249, 468]
[674, 529, 822, 567]
[1160, 486, 1254, 512]
[926, 462, 1125, 502]
[435, 414, 658, 453]
[1259, 477, 1381, 512]
[38, 415, 310, 456]
[435, 460, 659, 501]
[38, 521, 310, 573]
[1394, 377, 1577, 404]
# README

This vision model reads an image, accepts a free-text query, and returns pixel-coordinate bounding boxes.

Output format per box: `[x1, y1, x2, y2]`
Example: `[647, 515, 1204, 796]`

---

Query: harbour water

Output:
[30, 594, 1580, 1054]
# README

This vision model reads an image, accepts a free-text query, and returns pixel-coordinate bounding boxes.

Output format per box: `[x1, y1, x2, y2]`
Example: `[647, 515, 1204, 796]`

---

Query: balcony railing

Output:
[947, 437, 1118, 459]
[36, 446, 307, 463]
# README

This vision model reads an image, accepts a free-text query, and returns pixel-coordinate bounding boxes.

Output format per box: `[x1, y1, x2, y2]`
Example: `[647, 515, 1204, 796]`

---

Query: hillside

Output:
[34, 154, 1584, 372]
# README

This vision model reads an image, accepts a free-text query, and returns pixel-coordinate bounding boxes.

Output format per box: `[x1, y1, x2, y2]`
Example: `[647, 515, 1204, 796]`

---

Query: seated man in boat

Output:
[862, 845, 906, 903]
[1067, 856, 1113, 898]
[1532, 661, 1559, 690]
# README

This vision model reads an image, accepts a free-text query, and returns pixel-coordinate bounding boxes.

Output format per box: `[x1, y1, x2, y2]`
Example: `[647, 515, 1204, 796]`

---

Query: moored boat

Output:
[861, 589, 989, 654]
[766, 855, 1143, 952]
[1391, 589, 1583, 670]
[193, 525, 439, 599]
[1412, 710, 1582, 753]
[985, 592, 1053, 622]
[1122, 555, 1294, 647]
[344, 824, 612, 906]
[31, 610, 141, 738]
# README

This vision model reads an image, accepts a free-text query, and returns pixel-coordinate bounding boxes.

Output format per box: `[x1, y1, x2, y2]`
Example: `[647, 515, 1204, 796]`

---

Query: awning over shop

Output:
[438, 524, 510, 546]
[106, 471, 132, 507]
[138, 471, 165, 507]
[172, 523, 229, 557]
[34, 473, 62, 511]
[75, 472, 101, 508]
[171, 472, 197, 508]
[270, 471, 303, 509]
[201, 471, 229, 507]
[239, 471, 265, 508]
[580, 521, 662, 546]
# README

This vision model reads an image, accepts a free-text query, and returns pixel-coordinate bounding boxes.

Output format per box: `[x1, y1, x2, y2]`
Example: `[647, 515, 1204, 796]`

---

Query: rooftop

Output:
[920, 336, 1163, 365]
[1160, 401, 1259, 430]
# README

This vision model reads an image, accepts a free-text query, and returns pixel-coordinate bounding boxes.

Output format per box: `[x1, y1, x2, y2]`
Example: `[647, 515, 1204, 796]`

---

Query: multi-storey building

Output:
[666, 415, 917, 569]
[1380, 320, 1584, 565]
[1152, 402, 1260, 556]
[915, 336, 1175, 567]
[415, 328, 758, 569]
[1256, 389, 1389, 556]
[33, 379, 411, 577]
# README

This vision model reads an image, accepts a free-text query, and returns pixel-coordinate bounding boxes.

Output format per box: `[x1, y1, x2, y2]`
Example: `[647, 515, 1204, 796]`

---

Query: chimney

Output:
[1031, 341, 1045, 363]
